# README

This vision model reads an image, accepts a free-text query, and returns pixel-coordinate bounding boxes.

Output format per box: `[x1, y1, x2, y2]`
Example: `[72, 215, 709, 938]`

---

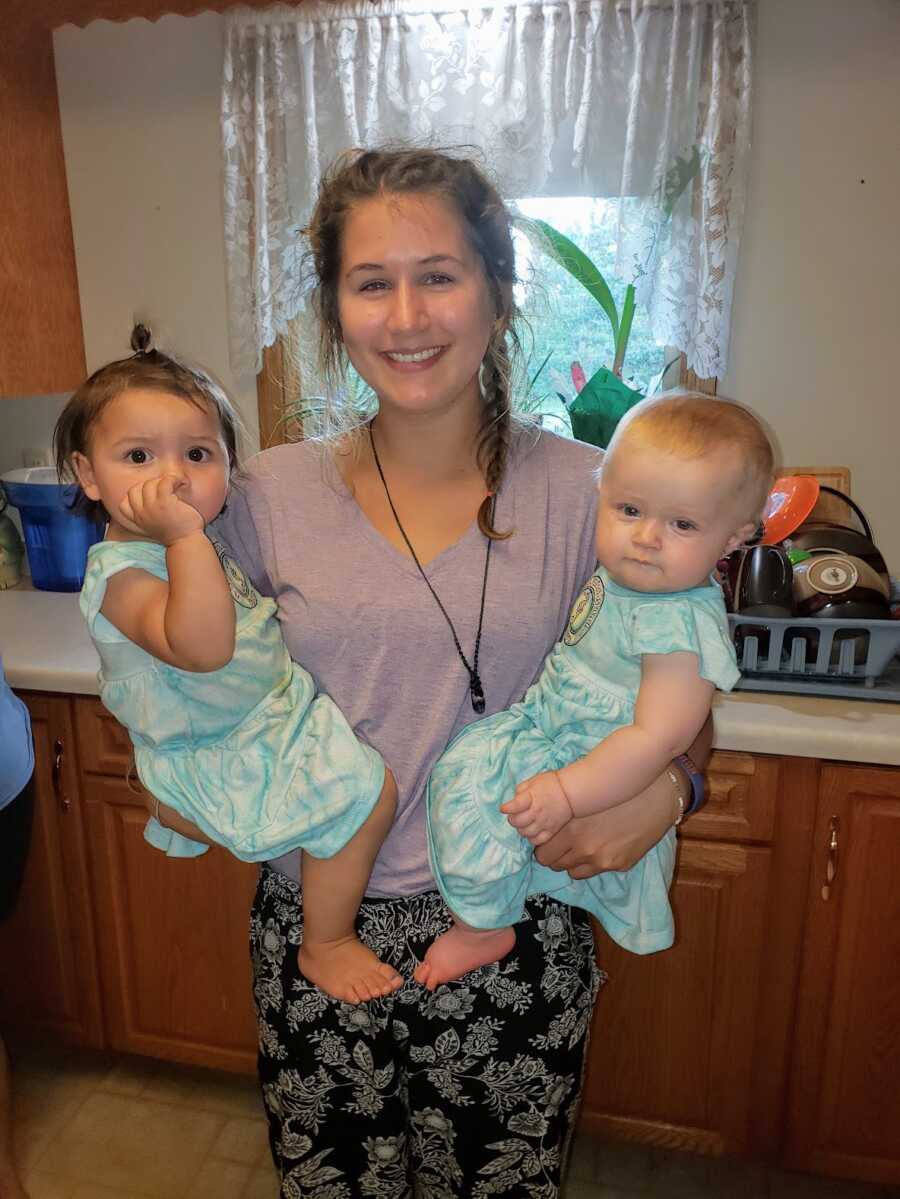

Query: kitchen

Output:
[1, 0, 899, 1197]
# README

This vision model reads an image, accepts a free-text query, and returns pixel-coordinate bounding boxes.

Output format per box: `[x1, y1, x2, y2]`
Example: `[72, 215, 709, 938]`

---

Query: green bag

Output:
[568, 368, 645, 449]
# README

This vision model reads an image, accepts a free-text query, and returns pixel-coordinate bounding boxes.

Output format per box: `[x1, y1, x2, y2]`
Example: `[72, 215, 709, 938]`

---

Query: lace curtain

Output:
[222, 0, 754, 380]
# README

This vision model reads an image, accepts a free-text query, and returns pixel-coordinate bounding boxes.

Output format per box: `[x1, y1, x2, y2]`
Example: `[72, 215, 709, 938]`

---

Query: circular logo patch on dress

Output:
[564, 575, 605, 646]
[212, 542, 258, 609]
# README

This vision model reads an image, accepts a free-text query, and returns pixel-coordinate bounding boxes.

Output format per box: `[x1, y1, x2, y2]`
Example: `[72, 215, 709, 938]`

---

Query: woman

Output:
[214, 147, 709, 1197]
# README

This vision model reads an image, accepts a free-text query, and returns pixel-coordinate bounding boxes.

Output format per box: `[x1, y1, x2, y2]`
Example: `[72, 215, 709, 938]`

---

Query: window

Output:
[258, 197, 676, 447]
[513, 197, 673, 437]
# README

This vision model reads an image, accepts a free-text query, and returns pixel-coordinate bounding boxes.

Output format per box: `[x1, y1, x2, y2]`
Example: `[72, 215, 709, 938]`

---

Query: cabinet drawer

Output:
[681, 751, 780, 844]
[75, 697, 133, 778]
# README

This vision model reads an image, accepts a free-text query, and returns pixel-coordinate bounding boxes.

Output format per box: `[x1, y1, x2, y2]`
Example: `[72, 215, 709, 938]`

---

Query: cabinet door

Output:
[785, 764, 900, 1186]
[581, 837, 773, 1155]
[0, 694, 103, 1046]
[82, 773, 259, 1074]
[578, 752, 817, 1157]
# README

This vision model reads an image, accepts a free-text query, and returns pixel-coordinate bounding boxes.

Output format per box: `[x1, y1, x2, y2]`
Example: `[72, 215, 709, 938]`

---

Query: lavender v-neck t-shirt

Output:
[214, 427, 600, 897]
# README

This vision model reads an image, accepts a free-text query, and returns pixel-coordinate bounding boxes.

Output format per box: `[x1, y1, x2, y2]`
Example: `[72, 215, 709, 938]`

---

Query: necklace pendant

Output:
[470, 673, 486, 714]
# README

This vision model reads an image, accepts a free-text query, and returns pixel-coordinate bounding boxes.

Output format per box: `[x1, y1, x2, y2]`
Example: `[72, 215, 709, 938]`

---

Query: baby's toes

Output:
[413, 961, 433, 988]
[375, 963, 404, 992]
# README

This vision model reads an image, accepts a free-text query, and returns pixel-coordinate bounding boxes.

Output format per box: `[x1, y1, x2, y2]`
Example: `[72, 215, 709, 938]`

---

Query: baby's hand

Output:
[119, 475, 205, 545]
[500, 771, 574, 846]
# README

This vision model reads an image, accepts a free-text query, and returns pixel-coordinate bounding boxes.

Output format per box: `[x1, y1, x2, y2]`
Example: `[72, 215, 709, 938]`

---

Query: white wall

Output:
[45, 0, 900, 570]
[723, 0, 900, 570]
[53, 12, 259, 450]
[0, 394, 69, 479]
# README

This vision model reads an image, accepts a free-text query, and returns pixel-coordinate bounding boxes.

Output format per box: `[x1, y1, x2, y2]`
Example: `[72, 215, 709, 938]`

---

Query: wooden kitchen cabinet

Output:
[0, 20, 85, 397]
[784, 763, 900, 1186]
[75, 698, 259, 1074]
[0, 694, 103, 1046]
[579, 751, 819, 1159]
[5, 684, 898, 1184]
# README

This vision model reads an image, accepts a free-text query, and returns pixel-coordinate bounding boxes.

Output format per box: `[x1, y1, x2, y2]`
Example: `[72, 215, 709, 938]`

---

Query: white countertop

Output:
[0, 584, 101, 696]
[1, 585, 898, 765]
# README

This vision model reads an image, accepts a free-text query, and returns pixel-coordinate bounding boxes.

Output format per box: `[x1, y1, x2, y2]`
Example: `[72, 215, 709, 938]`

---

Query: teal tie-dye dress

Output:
[81, 539, 384, 860]
[426, 566, 739, 953]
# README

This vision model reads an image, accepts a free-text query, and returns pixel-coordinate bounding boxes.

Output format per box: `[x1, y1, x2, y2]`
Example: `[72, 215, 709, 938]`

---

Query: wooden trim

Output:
[780, 465, 852, 525]
[256, 340, 289, 451]
[16, 0, 300, 33]
[579, 1112, 724, 1157]
[679, 354, 717, 396]
[256, 329, 307, 448]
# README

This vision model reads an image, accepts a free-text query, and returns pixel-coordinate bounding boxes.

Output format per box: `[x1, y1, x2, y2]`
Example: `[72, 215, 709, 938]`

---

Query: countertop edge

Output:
[3, 590, 899, 767]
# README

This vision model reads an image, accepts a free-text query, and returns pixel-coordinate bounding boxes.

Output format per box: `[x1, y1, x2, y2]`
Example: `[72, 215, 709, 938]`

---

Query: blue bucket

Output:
[0, 468, 105, 592]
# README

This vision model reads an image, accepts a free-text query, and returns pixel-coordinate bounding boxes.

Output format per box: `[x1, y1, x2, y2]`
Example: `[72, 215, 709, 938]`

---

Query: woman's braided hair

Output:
[304, 146, 522, 539]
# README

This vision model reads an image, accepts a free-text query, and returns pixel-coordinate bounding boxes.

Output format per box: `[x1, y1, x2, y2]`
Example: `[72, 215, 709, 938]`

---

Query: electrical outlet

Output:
[22, 447, 54, 468]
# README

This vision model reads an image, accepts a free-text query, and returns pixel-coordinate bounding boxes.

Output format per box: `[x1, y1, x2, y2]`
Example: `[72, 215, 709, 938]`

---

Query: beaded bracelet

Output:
[665, 768, 686, 827]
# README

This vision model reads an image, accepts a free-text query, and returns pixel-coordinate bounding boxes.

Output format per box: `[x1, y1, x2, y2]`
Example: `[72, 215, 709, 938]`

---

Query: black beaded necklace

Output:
[368, 423, 492, 714]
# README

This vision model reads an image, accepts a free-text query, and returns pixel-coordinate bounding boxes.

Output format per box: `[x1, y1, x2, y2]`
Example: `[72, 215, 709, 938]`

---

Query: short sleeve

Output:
[630, 596, 740, 693]
[79, 542, 167, 645]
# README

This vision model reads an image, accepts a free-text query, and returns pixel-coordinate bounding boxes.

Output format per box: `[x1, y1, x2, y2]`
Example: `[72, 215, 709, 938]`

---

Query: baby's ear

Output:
[71, 452, 100, 501]
[723, 521, 760, 556]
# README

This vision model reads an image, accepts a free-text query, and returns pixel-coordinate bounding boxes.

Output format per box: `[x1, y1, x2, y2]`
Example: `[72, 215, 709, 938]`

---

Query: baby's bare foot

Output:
[413, 924, 516, 991]
[299, 936, 404, 1004]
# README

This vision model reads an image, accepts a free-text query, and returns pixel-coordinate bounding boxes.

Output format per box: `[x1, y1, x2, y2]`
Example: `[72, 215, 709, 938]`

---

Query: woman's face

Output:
[337, 192, 497, 423]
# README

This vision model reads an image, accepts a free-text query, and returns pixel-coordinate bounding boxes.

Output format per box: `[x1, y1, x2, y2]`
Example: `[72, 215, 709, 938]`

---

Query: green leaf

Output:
[527, 348, 554, 392]
[568, 367, 644, 449]
[525, 219, 619, 342]
[612, 284, 636, 377]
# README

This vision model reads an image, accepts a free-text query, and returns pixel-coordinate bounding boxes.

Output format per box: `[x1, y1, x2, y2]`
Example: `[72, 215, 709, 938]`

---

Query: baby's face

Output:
[596, 443, 757, 593]
[74, 388, 231, 536]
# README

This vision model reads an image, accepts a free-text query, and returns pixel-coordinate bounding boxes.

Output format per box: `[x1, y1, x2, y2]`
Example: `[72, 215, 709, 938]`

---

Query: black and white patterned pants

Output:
[251, 864, 601, 1198]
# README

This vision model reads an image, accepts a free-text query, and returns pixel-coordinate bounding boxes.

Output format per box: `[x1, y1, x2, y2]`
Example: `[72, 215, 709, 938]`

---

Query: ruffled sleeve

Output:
[79, 541, 168, 644]
[629, 594, 740, 692]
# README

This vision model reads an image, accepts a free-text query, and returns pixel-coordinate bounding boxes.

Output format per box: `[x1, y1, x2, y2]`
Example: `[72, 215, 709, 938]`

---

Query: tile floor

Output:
[7, 1042, 899, 1199]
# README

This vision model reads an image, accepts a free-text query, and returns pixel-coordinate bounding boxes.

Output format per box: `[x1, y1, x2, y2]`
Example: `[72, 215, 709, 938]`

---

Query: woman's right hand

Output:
[533, 771, 680, 880]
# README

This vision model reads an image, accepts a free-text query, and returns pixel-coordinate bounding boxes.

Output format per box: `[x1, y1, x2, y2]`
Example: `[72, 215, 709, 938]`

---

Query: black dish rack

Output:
[728, 613, 900, 702]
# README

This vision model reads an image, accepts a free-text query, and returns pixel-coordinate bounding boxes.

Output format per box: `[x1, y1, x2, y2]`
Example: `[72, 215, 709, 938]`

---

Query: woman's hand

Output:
[534, 770, 680, 879]
[533, 714, 712, 880]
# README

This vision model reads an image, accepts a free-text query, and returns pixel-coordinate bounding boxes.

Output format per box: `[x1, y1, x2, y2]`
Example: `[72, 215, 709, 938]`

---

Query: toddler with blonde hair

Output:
[418, 392, 773, 988]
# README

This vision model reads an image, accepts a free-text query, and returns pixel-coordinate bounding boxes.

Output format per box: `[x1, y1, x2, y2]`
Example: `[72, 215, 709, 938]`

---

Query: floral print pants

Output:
[251, 865, 601, 1198]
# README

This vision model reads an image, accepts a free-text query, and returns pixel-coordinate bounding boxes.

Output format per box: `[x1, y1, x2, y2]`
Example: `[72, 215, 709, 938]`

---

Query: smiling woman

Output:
[209, 145, 699, 1199]
[336, 193, 495, 425]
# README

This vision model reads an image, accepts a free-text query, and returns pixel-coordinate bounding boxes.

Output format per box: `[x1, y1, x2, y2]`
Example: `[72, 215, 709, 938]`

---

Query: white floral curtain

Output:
[222, 0, 754, 380]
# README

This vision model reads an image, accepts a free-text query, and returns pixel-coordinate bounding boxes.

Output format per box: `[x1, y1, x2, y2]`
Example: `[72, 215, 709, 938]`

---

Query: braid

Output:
[476, 328, 514, 541]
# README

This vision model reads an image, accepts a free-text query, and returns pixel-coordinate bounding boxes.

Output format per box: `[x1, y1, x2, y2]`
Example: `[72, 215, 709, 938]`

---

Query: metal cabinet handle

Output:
[52, 738, 70, 813]
[821, 815, 839, 900]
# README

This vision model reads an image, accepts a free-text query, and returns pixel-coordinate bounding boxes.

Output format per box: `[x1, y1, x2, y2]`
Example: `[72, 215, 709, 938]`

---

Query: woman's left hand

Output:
[535, 713, 713, 880]
[533, 773, 679, 879]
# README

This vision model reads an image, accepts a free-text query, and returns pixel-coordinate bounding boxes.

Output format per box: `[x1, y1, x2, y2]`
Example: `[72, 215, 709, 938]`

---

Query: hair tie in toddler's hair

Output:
[130, 322, 153, 355]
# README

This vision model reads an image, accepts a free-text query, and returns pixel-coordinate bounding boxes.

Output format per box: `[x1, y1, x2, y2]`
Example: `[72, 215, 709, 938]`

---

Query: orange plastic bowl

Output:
[761, 476, 820, 545]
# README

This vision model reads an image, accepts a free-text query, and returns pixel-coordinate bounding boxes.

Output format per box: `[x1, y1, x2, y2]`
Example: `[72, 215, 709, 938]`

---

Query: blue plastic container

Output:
[0, 468, 104, 592]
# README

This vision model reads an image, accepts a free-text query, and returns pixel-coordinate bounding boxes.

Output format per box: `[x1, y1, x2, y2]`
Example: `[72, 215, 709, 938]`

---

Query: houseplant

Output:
[520, 146, 701, 448]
